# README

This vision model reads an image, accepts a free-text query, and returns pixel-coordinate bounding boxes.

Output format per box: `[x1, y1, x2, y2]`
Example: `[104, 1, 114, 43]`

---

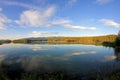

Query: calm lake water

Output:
[0, 43, 120, 80]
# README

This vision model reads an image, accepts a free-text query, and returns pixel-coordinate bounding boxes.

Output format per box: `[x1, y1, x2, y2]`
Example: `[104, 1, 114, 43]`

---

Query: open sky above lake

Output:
[0, 0, 120, 39]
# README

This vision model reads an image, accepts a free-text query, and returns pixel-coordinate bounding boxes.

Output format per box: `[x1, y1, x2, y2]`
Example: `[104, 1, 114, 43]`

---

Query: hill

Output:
[12, 35, 117, 45]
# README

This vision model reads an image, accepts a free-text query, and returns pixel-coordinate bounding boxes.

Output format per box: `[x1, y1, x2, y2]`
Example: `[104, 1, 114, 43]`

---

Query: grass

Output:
[1, 68, 120, 80]
[96, 70, 120, 80]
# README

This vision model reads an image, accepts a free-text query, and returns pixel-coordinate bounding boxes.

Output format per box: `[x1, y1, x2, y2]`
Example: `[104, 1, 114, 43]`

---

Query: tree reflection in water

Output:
[114, 48, 120, 61]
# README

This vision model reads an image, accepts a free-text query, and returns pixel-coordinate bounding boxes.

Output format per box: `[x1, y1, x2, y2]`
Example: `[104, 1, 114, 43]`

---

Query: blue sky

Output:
[0, 0, 120, 39]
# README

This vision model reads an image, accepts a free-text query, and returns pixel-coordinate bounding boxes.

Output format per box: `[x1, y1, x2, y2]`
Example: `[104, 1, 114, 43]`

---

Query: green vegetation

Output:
[96, 70, 120, 80]
[0, 71, 99, 80]
[102, 42, 115, 47]
[0, 40, 11, 44]
[114, 31, 120, 47]
[0, 72, 10, 80]
[102, 31, 120, 47]
[100, 31, 120, 80]
[1, 70, 120, 80]
[103, 72, 120, 80]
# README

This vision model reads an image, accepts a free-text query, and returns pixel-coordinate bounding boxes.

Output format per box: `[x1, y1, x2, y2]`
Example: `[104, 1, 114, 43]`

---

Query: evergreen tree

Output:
[115, 30, 120, 46]
[118, 30, 120, 36]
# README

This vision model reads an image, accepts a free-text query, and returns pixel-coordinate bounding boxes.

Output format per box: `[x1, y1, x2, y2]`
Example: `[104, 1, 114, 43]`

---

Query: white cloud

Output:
[48, 19, 96, 31]
[16, 10, 45, 27]
[96, 0, 112, 4]
[29, 31, 42, 37]
[16, 10, 96, 31]
[44, 6, 56, 17]
[0, 8, 2, 12]
[16, 11, 96, 31]
[16, 6, 56, 27]
[13, 2, 96, 31]
[0, 24, 4, 29]
[47, 19, 70, 26]
[0, 13, 11, 30]
[64, 24, 96, 30]
[100, 19, 120, 28]
[29, 31, 58, 37]
[67, 0, 77, 6]
[0, 1, 39, 10]
[3, 0, 96, 31]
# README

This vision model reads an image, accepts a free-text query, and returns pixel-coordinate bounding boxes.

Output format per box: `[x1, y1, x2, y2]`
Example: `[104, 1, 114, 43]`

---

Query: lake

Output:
[0, 43, 120, 80]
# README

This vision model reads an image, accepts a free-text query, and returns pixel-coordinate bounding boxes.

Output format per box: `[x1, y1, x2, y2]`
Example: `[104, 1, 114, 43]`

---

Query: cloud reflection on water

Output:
[69, 50, 96, 56]
[57, 50, 97, 60]
[0, 44, 119, 75]
[102, 55, 116, 62]
[0, 54, 5, 63]
[28, 44, 57, 51]
[0, 50, 97, 71]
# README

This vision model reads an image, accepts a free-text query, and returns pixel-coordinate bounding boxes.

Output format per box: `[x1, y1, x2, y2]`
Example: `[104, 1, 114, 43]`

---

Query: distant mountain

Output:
[17, 37, 59, 40]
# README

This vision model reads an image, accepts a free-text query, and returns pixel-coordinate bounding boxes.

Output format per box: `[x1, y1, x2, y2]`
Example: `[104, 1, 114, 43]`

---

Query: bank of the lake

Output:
[12, 35, 117, 45]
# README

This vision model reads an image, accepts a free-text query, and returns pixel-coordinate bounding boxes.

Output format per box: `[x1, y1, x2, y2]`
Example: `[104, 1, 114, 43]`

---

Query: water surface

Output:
[0, 43, 120, 79]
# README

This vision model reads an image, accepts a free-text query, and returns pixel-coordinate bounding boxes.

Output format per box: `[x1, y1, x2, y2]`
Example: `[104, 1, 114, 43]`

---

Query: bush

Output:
[115, 36, 120, 46]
